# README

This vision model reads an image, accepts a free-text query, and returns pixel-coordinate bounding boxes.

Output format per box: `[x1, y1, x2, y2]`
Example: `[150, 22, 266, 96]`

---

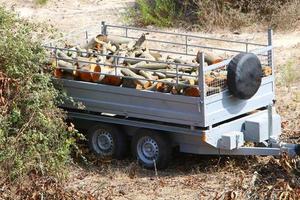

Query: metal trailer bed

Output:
[45, 22, 300, 169]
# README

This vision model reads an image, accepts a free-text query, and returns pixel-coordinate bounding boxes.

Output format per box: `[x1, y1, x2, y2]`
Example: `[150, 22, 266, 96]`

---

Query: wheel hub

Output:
[137, 137, 159, 164]
[96, 131, 114, 153]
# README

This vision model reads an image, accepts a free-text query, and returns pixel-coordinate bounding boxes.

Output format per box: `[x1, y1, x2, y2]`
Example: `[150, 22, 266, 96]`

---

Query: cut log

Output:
[75, 57, 101, 82]
[131, 63, 170, 70]
[57, 60, 76, 76]
[121, 68, 151, 88]
[56, 49, 72, 61]
[139, 51, 156, 61]
[76, 46, 88, 57]
[156, 79, 175, 93]
[100, 67, 122, 86]
[154, 71, 166, 79]
[196, 51, 223, 65]
[139, 70, 157, 80]
[184, 87, 200, 97]
[122, 78, 143, 89]
[107, 36, 132, 45]
[262, 66, 272, 76]
[149, 52, 162, 61]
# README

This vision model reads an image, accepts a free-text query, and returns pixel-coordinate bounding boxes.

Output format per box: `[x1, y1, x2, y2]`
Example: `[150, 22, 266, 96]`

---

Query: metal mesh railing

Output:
[44, 22, 273, 98]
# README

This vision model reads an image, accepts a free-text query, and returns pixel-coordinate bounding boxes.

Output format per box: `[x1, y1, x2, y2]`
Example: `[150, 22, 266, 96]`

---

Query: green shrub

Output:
[131, 0, 181, 27]
[130, 0, 300, 30]
[35, 0, 48, 5]
[0, 7, 76, 181]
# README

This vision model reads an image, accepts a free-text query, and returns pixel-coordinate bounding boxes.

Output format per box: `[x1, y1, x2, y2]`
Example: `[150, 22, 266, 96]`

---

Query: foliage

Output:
[130, 0, 300, 30]
[130, 0, 181, 27]
[0, 7, 77, 181]
[35, 0, 48, 5]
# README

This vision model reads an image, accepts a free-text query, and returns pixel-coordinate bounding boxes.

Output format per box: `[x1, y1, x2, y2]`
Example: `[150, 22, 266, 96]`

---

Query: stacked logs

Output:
[52, 33, 272, 97]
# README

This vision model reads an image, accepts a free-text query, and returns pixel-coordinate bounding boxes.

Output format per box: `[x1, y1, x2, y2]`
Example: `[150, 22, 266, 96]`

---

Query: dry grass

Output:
[131, 0, 300, 31]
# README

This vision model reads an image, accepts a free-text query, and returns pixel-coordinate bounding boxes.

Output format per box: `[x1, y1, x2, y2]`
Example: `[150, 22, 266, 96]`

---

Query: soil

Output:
[1, 0, 300, 199]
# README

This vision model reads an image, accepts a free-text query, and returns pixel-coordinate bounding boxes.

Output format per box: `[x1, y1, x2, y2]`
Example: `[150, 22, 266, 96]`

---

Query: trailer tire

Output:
[132, 130, 171, 170]
[88, 124, 128, 159]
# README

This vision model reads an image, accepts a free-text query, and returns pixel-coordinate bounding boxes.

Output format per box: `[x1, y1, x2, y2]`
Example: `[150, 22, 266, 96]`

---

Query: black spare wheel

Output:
[227, 53, 262, 99]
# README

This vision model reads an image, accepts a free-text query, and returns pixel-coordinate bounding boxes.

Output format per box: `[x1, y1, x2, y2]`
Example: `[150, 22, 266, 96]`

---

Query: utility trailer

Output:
[45, 22, 300, 169]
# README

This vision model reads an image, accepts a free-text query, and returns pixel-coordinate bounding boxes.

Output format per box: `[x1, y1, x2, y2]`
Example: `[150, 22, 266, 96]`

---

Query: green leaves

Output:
[0, 7, 76, 181]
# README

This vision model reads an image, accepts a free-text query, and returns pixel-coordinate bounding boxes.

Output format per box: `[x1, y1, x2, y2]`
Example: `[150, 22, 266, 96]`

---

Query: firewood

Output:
[132, 33, 147, 50]
[100, 67, 122, 86]
[206, 74, 227, 88]
[144, 82, 158, 91]
[76, 46, 88, 57]
[154, 71, 166, 79]
[206, 86, 222, 96]
[122, 78, 143, 89]
[76, 57, 101, 82]
[149, 52, 162, 61]
[139, 70, 157, 80]
[107, 36, 132, 45]
[56, 49, 72, 61]
[57, 60, 76, 75]
[184, 87, 200, 97]
[262, 66, 272, 76]
[156, 78, 175, 93]
[196, 51, 223, 65]
[121, 68, 151, 88]
[140, 51, 156, 61]
[131, 63, 170, 70]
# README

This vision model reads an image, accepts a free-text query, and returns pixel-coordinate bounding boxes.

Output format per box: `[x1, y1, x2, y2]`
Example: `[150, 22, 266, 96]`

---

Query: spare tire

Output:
[227, 53, 262, 99]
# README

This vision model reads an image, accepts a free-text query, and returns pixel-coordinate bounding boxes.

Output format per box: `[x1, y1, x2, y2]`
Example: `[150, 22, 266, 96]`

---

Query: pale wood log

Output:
[131, 63, 170, 70]
[56, 49, 72, 61]
[149, 52, 162, 61]
[140, 51, 156, 61]
[107, 35, 132, 45]
[121, 68, 151, 88]
[154, 71, 166, 79]
[139, 70, 157, 80]
[196, 51, 223, 65]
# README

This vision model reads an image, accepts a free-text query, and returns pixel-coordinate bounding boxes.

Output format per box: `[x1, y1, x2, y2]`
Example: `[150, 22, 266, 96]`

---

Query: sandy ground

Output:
[1, 0, 300, 199]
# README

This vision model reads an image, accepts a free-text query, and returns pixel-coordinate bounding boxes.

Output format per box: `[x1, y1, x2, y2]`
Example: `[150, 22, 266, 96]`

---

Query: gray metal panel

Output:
[204, 78, 274, 126]
[57, 76, 275, 127]
[59, 79, 204, 126]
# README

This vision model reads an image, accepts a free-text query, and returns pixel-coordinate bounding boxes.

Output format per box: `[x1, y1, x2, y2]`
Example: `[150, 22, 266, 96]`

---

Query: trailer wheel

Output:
[88, 124, 128, 159]
[132, 130, 171, 170]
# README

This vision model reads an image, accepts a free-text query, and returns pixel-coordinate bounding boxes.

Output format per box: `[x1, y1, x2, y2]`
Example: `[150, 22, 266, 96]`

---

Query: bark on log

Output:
[122, 78, 143, 89]
[196, 51, 223, 65]
[154, 71, 166, 79]
[262, 66, 272, 76]
[121, 68, 151, 88]
[149, 52, 162, 61]
[107, 36, 132, 45]
[139, 70, 157, 80]
[100, 67, 122, 86]
[184, 87, 200, 97]
[56, 49, 72, 61]
[131, 63, 170, 70]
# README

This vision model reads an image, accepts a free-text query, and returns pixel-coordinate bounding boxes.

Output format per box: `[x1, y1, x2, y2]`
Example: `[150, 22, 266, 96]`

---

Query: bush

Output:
[133, 0, 181, 27]
[35, 0, 48, 5]
[130, 0, 300, 30]
[0, 7, 76, 181]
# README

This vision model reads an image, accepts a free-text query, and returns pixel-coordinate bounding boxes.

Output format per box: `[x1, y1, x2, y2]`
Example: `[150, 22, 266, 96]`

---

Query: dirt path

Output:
[1, 1, 300, 199]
